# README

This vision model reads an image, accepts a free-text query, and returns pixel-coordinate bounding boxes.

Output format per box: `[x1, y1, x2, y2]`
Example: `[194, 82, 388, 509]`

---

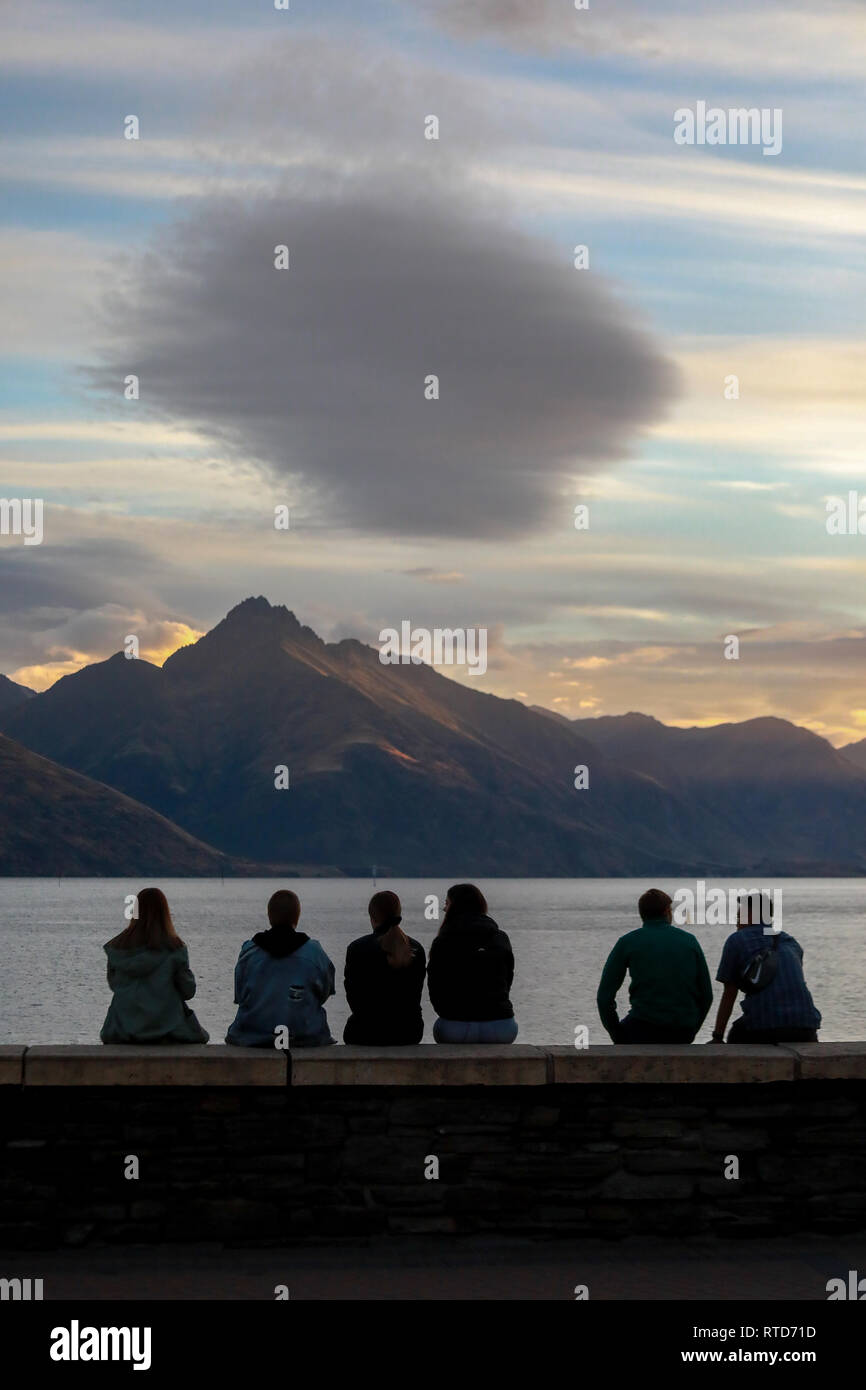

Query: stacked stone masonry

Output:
[0, 1044, 864, 1247]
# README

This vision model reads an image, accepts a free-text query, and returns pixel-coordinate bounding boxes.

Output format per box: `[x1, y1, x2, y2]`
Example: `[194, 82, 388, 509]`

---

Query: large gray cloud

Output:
[92, 173, 675, 538]
[82, 33, 677, 539]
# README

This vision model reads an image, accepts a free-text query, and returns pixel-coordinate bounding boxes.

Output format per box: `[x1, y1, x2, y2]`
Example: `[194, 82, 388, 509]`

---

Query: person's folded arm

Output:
[343, 946, 360, 1014]
[426, 940, 445, 1015]
[322, 955, 336, 1003]
[596, 942, 627, 1040]
[174, 955, 197, 1001]
[409, 945, 427, 994]
[232, 956, 244, 1006]
[696, 947, 714, 1024]
[502, 936, 515, 992]
[312, 954, 336, 1003]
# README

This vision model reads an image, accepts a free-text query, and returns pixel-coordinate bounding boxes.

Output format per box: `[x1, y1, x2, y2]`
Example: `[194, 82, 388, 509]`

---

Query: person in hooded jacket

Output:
[226, 889, 335, 1048]
[100, 886, 209, 1044]
[343, 890, 426, 1044]
[427, 883, 518, 1043]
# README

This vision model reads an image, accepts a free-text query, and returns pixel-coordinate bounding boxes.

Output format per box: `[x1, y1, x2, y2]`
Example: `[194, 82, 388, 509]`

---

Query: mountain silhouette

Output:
[571, 712, 866, 874]
[3, 598, 866, 875]
[0, 673, 34, 715]
[839, 737, 866, 773]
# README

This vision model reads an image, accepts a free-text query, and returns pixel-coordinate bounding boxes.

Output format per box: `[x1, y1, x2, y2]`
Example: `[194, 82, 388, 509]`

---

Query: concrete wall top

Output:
[792, 1041, 866, 1080]
[290, 1044, 547, 1087]
[0, 1042, 863, 1086]
[546, 1044, 798, 1084]
[0, 1047, 26, 1085]
[22, 1044, 286, 1087]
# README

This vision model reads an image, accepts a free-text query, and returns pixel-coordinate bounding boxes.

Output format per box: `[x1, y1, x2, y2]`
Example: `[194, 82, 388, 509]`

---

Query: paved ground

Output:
[12, 1234, 866, 1300]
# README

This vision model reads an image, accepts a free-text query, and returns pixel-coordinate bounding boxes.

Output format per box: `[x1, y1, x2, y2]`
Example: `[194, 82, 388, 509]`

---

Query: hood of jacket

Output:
[249, 928, 310, 959]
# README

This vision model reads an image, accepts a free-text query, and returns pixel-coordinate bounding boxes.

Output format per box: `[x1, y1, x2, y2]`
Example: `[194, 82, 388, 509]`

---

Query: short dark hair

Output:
[267, 890, 301, 929]
[737, 892, 773, 926]
[638, 888, 672, 921]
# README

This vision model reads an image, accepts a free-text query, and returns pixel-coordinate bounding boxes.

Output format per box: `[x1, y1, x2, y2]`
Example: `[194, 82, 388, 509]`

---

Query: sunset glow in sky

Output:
[2, 1, 865, 743]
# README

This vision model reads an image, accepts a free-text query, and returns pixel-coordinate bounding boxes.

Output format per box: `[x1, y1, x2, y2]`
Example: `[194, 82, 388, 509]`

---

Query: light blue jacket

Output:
[226, 936, 336, 1048]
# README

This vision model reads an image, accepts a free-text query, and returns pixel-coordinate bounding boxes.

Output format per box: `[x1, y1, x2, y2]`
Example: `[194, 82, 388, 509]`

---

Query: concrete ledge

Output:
[792, 1042, 866, 1080]
[290, 1044, 548, 1086]
[3, 1044, 865, 1086]
[547, 1044, 797, 1084]
[23, 1044, 287, 1087]
[0, 1046, 25, 1085]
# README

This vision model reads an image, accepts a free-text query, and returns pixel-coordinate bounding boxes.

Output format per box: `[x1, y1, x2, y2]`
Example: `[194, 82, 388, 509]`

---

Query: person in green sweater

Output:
[597, 888, 713, 1044]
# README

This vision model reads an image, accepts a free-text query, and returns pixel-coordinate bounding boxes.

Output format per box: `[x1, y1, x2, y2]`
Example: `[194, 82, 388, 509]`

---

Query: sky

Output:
[2, 0, 866, 743]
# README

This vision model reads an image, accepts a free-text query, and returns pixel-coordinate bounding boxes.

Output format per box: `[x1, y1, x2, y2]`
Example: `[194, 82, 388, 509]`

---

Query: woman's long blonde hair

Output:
[107, 887, 185, 951]
[368, 890, 413, 969]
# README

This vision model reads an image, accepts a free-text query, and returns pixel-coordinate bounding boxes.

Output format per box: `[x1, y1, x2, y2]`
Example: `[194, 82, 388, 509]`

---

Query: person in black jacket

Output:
[343, 891, 426, 1044]
[427, 884, 518, 1044]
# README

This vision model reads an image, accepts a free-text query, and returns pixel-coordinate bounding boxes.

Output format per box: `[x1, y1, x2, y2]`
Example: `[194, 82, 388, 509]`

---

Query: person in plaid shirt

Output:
[710, 892, 820, 1044]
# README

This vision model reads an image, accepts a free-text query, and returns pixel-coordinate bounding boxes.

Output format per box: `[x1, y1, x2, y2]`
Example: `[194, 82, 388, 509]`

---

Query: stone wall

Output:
[1, 1044, 864, 1248]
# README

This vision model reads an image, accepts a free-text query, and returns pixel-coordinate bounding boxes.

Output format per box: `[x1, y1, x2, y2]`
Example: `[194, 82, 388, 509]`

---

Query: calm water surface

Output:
[0, 878, 861, 1044]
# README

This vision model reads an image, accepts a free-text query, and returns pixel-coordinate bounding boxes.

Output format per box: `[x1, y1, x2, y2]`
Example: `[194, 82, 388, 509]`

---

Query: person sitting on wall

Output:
[710, 892, 821, 1044]
[343, 890, 427, 1045]
[427, 883, 518, 1044]
[100, 886, 209, 1044]
[597, 887, 713, 1044]
[226, 889, 335, 1048]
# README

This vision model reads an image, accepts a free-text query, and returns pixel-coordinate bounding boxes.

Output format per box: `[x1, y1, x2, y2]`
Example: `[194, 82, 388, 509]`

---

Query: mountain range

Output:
[3, 596, 866, 876]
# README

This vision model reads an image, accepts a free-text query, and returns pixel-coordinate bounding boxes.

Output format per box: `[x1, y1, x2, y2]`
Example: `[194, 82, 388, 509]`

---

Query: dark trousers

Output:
[343, 1016, 423, 1045]
[727, 1019, 818, 1045]
[614, 1013, 696, 1044]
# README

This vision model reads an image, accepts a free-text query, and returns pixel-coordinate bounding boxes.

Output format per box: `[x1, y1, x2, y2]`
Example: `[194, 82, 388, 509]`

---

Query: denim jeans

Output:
[615, 1012, 696, 1044]
[727, 1019, 818, 1045]
[433, 1017, 518, 1044]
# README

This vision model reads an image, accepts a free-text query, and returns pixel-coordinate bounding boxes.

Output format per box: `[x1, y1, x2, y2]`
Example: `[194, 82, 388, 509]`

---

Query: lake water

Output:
[0, 877, 861, 1045]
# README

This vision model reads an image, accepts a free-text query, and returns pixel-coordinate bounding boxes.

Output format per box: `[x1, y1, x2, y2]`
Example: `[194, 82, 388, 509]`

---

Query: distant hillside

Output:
[571, 712, 866, 875]
[0, 734, 231, 875]
[4, 599, 866, 875]
[839, 737, 866, 772]
[0, 674, 34, 715]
